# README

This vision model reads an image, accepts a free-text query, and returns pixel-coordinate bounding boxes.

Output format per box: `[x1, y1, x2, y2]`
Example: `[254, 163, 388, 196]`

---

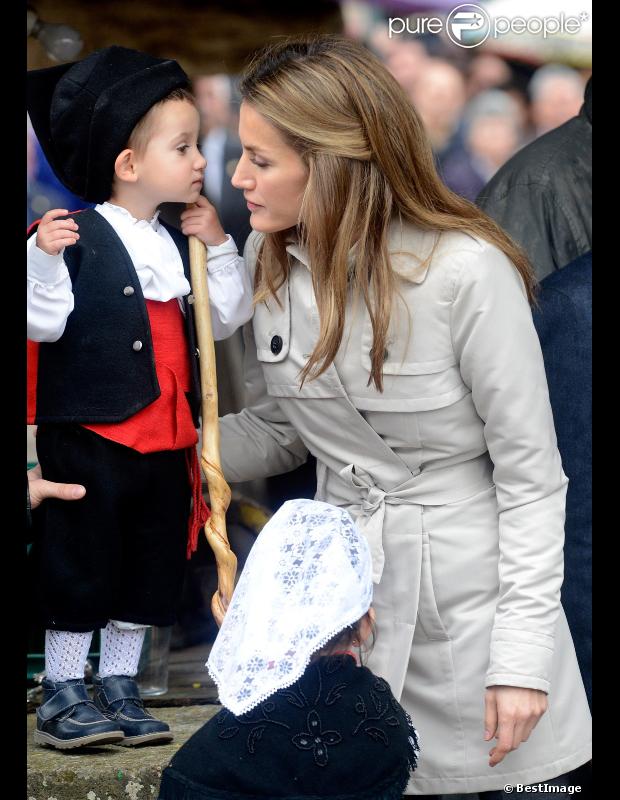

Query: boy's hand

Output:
[180, 195, 227, 247]
[36, 209, 80, 256]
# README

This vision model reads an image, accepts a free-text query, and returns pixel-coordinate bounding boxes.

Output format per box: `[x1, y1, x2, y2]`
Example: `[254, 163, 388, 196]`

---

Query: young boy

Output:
[26, 46, 252, 750]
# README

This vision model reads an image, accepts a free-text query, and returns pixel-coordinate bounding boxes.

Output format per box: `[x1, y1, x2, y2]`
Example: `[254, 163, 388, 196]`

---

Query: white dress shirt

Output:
[27, 201, 253, 342]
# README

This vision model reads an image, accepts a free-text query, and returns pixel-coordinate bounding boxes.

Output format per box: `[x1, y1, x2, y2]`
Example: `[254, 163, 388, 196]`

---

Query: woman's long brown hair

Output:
[240, 35, 535, 391]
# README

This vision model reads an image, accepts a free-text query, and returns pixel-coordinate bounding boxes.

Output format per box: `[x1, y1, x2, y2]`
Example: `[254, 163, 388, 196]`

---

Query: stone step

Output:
[27, 641, 220, 799]
[27, 704, 220, 800]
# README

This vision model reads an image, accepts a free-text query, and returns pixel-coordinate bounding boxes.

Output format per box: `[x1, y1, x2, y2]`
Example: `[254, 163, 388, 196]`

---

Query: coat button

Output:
[132, 340, 143, 352]
[187, 294, 195, 305]
[270, 335, 283, 355]
[123, 286, 135, 296]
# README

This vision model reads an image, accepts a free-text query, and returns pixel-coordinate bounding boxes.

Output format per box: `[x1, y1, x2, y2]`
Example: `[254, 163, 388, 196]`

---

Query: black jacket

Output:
[476, 78, 592, 281]
[159, 655, 418, 800]
[30, 209, 201, 425]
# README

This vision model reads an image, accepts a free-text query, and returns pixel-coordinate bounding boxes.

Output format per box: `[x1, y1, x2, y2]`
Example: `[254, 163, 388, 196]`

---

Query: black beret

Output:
[27, 46, 189, 203]
[159, 655, 419, 800]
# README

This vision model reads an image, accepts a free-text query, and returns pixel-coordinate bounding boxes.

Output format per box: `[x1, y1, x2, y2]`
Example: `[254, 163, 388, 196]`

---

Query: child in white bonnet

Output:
[159, 498, 419, 800]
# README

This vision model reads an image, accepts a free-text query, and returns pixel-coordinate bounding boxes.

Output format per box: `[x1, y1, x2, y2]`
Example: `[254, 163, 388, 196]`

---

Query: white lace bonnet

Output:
[207, 498, 374, 716]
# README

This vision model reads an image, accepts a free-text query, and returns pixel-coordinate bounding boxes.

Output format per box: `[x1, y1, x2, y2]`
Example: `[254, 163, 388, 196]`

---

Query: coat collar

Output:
[284, 218, 439, 285]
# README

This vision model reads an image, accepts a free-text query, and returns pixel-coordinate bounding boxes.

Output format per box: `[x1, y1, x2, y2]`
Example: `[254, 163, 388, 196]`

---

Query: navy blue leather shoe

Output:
[93, 674, 173, 746]
[35, 678, 125, 749]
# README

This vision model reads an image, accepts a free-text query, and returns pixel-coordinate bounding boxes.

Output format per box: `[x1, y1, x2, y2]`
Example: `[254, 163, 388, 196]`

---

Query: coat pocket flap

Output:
[382, 355, 457, 375]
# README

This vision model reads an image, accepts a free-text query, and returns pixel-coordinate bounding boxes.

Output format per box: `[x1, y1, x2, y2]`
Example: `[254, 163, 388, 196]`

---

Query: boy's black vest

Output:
[30, 209, 201, 425]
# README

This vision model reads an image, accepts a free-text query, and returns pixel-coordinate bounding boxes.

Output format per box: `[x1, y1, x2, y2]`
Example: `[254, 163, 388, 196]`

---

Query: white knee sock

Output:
[45, 629, 94, 682]
[98, 620, 147, 678]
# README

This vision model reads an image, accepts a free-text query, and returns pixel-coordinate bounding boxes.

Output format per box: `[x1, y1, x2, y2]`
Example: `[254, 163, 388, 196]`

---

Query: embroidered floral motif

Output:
[247, 725, 265, 754]
[213, 657, 420, 773]
[325, 683, 347, 705]
[352, 677, 406, 747]
[281, 663, 319, 709]
[216, 699, 290, 754]
[292, 709, 343, 766]
[282, 688, 306, 709]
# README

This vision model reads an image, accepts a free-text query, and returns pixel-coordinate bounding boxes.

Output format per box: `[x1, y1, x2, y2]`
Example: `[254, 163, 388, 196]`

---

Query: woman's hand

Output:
[180, 195, 227, 247]
[484, 685, 548, 767]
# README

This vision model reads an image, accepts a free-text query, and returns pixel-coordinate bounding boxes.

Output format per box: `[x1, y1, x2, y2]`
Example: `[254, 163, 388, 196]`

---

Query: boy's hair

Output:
[127, 87, 197, 155]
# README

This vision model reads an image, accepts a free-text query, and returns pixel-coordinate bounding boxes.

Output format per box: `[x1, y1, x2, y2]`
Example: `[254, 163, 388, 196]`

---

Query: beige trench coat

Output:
[219, 222, 592, 794]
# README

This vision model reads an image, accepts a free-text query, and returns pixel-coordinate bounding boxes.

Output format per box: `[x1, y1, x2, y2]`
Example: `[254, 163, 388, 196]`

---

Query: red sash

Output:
[28, 298, 210, 557]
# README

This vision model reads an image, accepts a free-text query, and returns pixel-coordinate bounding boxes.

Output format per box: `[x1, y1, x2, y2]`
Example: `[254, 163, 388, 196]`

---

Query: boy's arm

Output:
[27, 232, 75, 342]
[179, 197, 253, 340]
[205, 235, 253, 340]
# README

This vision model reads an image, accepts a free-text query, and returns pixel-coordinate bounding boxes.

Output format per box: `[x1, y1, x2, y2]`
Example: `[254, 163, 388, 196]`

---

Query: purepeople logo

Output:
[447, 5, 491, 48]
[388, 4, 589, 48]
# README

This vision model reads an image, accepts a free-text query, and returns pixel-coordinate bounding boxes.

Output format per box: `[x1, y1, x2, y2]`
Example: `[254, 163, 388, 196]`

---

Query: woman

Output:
[216, 36, 591, 796]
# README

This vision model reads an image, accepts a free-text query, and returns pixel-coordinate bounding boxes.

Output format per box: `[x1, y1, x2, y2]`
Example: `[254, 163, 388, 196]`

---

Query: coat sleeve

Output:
[219, 321, 309, 482]
[218, 231, 309, 483]
[450, 241, 568, 694]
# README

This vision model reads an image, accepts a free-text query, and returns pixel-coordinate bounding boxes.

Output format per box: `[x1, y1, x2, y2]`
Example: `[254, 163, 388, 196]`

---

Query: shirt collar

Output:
[99, 201, 161, 231]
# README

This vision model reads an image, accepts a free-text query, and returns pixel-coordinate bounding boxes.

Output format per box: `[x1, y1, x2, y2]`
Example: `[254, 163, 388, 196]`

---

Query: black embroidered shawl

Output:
[158, 655, 419, 800]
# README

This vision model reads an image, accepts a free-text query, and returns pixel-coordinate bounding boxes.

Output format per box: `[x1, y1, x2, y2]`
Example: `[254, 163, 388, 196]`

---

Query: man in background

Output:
[477, 76, 591, 280]
[193, 74, 251, 252]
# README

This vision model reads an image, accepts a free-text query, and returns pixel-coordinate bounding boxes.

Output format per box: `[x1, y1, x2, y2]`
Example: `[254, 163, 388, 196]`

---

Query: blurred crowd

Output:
[367, 31, 588, 199]
[27, 10, 590, 221]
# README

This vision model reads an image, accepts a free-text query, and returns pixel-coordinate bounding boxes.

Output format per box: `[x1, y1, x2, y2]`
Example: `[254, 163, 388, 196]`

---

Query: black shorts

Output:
[30, 424, 192, 632]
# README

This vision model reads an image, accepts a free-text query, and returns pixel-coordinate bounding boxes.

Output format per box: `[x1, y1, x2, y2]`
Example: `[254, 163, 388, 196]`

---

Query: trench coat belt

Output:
[338, 463, 426, 583]
[338, 456, 494, 582]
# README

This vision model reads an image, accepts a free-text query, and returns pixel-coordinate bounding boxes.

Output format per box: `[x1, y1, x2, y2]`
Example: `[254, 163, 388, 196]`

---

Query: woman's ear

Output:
[114, 148, 138, 184]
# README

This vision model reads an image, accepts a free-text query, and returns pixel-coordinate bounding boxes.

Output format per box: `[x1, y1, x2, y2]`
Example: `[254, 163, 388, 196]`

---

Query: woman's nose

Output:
[231, 156, 253, 189]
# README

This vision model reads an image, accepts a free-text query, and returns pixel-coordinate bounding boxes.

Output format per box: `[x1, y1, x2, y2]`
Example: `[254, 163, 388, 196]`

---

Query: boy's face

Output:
[133, 99, 206, 204]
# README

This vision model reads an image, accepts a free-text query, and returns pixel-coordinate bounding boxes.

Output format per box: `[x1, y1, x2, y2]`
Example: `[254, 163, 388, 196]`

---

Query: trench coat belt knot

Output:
[339, 463, 423, 584]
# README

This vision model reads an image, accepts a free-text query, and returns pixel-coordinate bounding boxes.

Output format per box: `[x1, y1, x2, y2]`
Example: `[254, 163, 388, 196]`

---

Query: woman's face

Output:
[232, 102, 309, 233]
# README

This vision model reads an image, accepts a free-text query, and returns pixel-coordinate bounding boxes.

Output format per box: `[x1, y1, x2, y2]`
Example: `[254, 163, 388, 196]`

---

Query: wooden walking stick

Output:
[188, 231, 237, 627]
